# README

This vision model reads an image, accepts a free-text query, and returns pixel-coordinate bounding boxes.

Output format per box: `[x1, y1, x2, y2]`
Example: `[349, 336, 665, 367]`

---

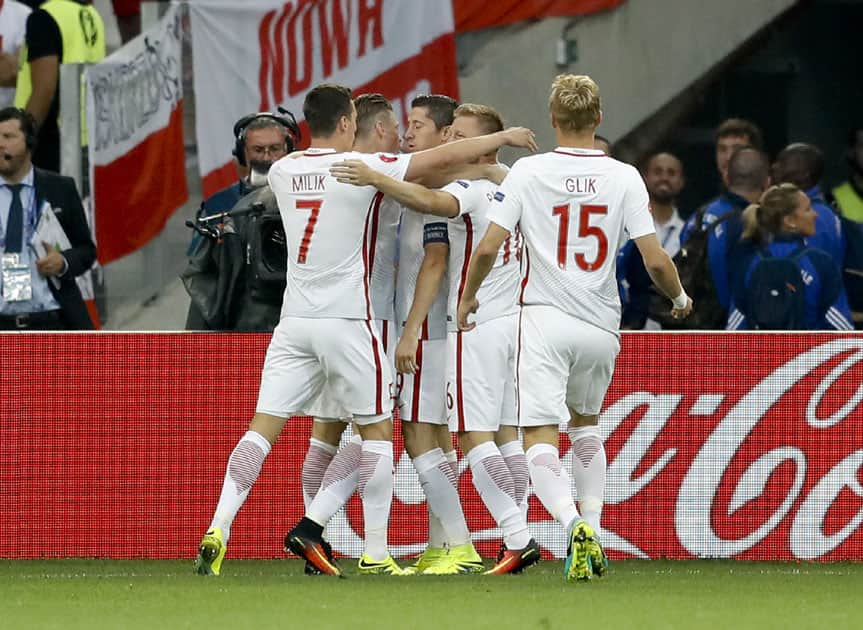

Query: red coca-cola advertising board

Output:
[1, 333, 861, 560]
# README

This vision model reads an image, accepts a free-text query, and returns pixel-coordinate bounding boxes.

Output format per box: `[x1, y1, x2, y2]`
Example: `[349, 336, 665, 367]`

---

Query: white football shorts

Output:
[256, 317, 392, 425]
[396, 337, 447, 425]
[517, 305, 620, 425]
[446, 313, 518, 433]
[303, 319, 397, 421]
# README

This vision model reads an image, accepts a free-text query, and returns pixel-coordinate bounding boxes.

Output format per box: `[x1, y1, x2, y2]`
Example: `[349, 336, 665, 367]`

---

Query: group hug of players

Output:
[193, 74, 692, 581]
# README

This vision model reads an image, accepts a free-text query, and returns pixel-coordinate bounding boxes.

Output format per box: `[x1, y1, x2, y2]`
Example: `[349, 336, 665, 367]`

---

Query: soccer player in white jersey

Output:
[296, 93, 402, 575]
[333, 103, 538, 575]
[457, 75, 693, 582]
[194, 83, 537, 578]
[393, 95, 484, 574]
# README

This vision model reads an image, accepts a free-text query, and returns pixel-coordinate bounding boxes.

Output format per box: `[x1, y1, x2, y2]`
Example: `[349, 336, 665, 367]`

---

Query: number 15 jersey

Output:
[268, 148, 411, 320]
[487, 147, 655, 334]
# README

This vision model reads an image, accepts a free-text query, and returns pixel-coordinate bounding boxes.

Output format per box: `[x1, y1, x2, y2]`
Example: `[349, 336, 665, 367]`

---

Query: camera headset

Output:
[232, 107, 301, 167]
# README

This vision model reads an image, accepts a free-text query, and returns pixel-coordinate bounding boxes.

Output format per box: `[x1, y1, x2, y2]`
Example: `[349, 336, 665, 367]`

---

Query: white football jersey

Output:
[395, 206, 449, 340]
[268, 148, 411, 320]
[368, 195, 401, 322]
[441, 178, 520, 331]
[487, 147, 654, 334]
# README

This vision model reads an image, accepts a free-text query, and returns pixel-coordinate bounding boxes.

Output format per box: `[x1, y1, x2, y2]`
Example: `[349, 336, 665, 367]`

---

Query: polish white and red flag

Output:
[85, 3, 188, 264]
[189, 0, 459, 198]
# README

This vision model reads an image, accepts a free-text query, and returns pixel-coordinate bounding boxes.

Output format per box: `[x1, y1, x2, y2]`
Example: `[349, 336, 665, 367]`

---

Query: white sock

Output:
[428, 513, 446, 549]
[499, 440, 530, 522]
[443, 449, 459, 485]
[210, 430, 272, 543]
[526, 442, 580, 533]
[468, 441, 530, 550]
[306, 435, 362, 528]
[358, 440, 394, 561]
[568, 425, 606, 535]
[301, 437, 337, 510]
[414, 448, 470, 547]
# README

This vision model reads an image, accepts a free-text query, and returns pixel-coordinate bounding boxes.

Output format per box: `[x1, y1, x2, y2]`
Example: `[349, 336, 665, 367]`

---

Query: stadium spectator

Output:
[832, 125, 863, 223]
[457, 74, 691, 581]
[680, 146, 770, 319]
[772, 142, 844, 265]
[184, 112, 296, 330]
[726, 183, 853, 330]
[0, 106, 95, 329]
[618, 151, 686, 328]
[0, 0, 32, 108]
[714, 117, 763, 189]
[643, 152, 686, 258]
[14, 0, 105, 173]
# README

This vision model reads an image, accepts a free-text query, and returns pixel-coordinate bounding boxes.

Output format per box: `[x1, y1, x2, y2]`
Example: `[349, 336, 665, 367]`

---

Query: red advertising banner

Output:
[1, 333, 861, 561]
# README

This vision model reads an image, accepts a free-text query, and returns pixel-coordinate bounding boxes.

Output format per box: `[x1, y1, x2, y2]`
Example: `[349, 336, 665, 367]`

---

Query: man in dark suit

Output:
[0, 106, 95, 329]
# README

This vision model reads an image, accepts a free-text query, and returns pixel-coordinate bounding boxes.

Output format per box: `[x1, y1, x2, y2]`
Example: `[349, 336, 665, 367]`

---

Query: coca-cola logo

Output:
[325, 337, 863, 561]
[676, 338, 863, 560]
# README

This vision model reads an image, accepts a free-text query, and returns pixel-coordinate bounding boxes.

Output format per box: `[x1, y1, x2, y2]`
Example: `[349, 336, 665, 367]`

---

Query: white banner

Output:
[86, 3, 183, 165]
[85, 3, 188, 265]
[189, 0, 456, 196]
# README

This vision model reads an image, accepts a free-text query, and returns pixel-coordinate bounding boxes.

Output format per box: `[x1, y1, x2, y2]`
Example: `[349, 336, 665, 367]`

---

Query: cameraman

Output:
[184, 111, 298, 330]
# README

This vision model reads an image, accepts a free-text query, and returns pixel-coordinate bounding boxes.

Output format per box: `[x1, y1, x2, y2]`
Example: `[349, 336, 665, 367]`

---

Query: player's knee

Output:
[311, 419, 348, 445]
[568, 409, 598, 427]
[495, 425, 518, 445]
[401, 422, 438, 457]
[248, 412, 288, 445]
[356, 417, 393, 442]
[522, 424, 559, 451]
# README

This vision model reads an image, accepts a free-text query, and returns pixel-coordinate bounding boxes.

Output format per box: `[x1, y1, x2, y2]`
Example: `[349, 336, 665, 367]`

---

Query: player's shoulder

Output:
[597, 156, 640, 179]
[502, 154, 544, 180]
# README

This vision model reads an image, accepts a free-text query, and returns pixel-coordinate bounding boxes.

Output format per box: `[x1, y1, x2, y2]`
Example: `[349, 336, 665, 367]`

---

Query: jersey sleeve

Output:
[361, 152, 412, 182]
[486, 161, 525, 233]
[622, 166, 654, 240]
[440, 179, 487, 217]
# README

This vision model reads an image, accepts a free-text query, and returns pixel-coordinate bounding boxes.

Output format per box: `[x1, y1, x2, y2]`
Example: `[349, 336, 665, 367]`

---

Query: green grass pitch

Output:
[1, 559, 860, 629]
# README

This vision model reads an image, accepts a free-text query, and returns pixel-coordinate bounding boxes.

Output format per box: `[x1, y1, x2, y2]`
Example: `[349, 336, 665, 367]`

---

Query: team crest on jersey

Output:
[378, 154, 398, 162]
[494, 191, 505, 202]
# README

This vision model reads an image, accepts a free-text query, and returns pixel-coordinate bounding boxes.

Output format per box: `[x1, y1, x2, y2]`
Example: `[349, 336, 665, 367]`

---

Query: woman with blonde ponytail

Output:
[727, 184, 853, 329]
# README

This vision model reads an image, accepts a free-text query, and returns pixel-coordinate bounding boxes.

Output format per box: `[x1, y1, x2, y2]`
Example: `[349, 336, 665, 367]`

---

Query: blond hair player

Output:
[457, 75, 692, 581]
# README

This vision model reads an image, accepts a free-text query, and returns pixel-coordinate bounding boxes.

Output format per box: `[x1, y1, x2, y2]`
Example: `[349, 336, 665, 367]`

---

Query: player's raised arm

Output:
[405, 127, 537, 186]
[633, 233, 693, 319]
[330, 159, 460, 218]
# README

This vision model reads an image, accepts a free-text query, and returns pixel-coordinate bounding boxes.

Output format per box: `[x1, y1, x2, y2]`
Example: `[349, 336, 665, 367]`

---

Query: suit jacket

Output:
[33, 167, 97, 329]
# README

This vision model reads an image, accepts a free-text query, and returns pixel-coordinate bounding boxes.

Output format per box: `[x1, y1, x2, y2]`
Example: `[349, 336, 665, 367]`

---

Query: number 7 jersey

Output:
[268, 148, 411, 320]
[486, 147, 655, 334]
